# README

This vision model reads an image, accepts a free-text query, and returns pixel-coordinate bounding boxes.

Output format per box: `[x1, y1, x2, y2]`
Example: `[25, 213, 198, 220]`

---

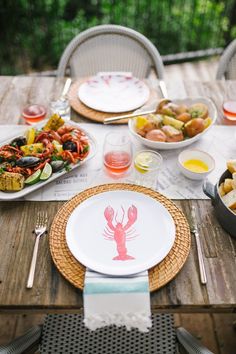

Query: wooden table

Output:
[0, 76, 236, 314]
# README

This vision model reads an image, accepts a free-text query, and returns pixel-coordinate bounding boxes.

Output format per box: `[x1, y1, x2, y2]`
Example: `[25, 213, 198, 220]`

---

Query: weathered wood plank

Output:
[0, 201, 83, 311]
[176, 313, 220, 354]
[0, 76, 33, 124]
[212, 314, 236, 354]
[164, 58, 219, 82]
[151, 200, 236, 312]
[0, 314, 44, 346]
[0, 314, 18, 345]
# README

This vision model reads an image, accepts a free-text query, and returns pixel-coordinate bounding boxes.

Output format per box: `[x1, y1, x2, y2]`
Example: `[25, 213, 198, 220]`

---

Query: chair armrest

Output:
[0, 325, 42, 354]
[176, 327, 214, 354]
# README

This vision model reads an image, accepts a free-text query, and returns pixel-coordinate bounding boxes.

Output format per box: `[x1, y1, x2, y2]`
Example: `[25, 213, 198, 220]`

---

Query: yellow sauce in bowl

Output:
[183, 159, 209, 173]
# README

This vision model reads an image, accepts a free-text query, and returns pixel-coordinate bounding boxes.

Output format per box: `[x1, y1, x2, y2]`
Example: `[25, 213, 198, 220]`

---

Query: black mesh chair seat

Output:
[40, 314, 176, 354]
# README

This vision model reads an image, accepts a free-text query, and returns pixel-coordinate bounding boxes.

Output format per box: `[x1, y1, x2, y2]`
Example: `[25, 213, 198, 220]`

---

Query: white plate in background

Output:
[78, 74, 150, 113]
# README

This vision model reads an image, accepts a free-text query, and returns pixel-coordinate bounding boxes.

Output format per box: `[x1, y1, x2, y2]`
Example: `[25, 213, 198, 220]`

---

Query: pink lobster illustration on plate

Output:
[103, 205, 138, 260]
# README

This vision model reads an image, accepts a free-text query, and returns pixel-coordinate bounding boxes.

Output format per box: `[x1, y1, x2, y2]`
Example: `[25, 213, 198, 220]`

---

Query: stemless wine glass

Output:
[133, 150, 163, 189]
[22, 104, 47, 125]
[222, 81, 236, 121]
[50, 99, 71, 122]
[103, 132, 132, 177]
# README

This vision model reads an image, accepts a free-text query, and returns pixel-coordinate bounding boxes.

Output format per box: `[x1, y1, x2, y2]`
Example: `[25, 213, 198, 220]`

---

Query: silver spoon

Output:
[60, 78, 72, 101]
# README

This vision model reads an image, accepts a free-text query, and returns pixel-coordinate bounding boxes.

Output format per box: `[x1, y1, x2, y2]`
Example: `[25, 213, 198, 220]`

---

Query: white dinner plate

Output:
[66, 190, 175, 276]
[78, 74, 150, 113]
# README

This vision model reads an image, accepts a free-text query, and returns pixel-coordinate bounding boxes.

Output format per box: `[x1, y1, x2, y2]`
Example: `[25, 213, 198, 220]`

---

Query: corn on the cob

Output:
[0, 172, 25, 191]
[43, 114, 64, 131]
[20, 143, 43, 155]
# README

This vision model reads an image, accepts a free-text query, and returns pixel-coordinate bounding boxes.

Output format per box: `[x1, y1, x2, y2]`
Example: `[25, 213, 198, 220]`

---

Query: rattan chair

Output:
[57, 24, 164, 79]
[0, 314, 213, 354]
[216, 39, 236, 79]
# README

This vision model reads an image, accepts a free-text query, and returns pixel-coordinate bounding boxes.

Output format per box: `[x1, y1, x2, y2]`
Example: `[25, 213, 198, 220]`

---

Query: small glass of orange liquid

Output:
[22, 104, 47, 125]
[222, 83, 236, 121]
[103, 132, 132, 177]
[222, 100, 236, 121]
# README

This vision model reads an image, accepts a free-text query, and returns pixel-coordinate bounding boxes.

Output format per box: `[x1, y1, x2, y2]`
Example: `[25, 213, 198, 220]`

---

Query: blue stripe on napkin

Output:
[84, 281, 149, 295]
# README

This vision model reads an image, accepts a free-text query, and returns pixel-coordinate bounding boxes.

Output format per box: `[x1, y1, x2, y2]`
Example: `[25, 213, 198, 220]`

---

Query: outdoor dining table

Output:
[0, 75, 236, 314]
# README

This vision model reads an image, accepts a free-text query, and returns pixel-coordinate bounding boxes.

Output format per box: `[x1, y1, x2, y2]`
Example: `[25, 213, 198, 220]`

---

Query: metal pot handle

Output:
[202, 179, 215, 200]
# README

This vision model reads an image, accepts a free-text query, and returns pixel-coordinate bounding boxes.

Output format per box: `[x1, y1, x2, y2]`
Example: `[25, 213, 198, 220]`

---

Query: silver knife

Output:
[190, 206, 207, 285]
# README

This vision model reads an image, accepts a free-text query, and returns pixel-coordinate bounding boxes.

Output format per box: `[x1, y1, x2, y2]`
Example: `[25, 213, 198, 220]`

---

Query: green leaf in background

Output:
[1, 0, 235, 75]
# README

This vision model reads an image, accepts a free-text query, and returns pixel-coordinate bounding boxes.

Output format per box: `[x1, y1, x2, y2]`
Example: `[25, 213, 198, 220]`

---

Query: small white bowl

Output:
[178, 149, 215, 180]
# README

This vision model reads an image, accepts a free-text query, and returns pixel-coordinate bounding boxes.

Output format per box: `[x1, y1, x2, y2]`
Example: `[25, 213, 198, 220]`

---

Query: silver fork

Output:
[189, 206, 207, 285]
[26, 211, 47, 289]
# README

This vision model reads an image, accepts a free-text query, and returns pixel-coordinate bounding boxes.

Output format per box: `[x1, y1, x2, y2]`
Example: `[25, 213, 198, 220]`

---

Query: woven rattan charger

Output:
[49, 184, 191, 292]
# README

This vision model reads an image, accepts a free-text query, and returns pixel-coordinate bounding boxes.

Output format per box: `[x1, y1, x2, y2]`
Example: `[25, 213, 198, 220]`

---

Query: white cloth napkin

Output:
[83, 269, 152, 332]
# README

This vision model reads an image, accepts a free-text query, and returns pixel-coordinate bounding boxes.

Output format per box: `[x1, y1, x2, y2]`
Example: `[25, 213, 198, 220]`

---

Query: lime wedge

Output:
[135, 152, 153, 166]
[134, 152, 154, 174]
[40, 162, 52, 181]
[25, 169, 42, 185]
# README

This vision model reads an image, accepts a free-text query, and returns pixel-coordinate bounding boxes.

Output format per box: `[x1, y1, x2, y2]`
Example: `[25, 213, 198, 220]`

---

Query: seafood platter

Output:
[129, 97, 217, 150]
[0, 115, 96, 200]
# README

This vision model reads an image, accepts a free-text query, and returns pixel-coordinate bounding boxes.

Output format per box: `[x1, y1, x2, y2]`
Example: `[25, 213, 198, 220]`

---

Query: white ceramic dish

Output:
[128, 97, 217, 150]
[66, 190, 175, 276]
[78, 74, 150, 113]
[178, 149, 215, 180]
[0, 122, 97, 200]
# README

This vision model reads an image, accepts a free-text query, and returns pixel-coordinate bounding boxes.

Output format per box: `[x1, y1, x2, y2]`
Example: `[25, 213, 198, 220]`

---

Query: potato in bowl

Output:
[128, 97, 217, 150]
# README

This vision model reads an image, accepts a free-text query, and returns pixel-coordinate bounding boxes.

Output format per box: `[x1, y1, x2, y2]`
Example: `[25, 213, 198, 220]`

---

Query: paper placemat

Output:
[0, 124, 236, 201]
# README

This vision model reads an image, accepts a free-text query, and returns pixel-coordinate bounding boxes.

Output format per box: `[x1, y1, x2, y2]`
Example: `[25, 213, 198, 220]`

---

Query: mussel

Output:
[50, 160, 64, 172]
[11, 136, 27, 148]
[16, 156, 41, 168]
[63, 141, 77, 152]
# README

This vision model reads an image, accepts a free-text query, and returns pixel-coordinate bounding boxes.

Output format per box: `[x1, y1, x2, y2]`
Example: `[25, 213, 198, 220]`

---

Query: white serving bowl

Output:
[178, 149, 215, 180]
[128, 97, 217, 150]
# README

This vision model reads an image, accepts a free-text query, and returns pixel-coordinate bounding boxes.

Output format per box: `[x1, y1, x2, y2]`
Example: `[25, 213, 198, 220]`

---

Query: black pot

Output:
[203, 170, 236, 238]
